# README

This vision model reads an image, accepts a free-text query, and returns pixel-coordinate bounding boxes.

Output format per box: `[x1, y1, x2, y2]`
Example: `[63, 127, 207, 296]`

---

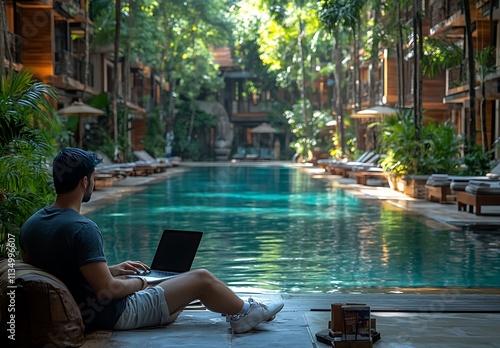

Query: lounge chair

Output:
[351, 166, 388, 186]
[457, 180, 500, 215]
[94, 151, 134, 178]
[93, 173, 115, 190]
[331, 152, 381, 177]
[259, 148, 273, 160]
[319, 151, 376, 174]
[425, 174, 453, 203]
[232, 146, 247, 160]
[94, 150, 158, 177]
[133, 150, 170, 173]
[135, 149, 181, 167]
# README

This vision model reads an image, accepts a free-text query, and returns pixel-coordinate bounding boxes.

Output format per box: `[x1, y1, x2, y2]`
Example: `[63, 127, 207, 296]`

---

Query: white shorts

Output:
[114, 285, 170, 330]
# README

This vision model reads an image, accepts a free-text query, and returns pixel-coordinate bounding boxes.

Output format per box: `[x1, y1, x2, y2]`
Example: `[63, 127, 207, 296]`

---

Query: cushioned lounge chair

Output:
[133, 150, 170, 173]
[232, 146, 246, 160]
[425, 174, 452, 203]
[350, 166, 387, 186]
[94, 150, 156, 177]
[320, 151, 376, 174]
[259, 148, 273, 160]
[331, 152, 382, 177]
[457, 181, 500, 215]
[94, 151, 134, 178]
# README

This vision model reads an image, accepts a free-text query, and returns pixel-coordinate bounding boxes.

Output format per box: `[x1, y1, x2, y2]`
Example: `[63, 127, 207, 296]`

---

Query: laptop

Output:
[128, 229, 203, 283]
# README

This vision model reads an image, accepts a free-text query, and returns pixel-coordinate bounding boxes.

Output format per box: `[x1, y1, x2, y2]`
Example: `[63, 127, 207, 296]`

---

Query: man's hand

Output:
[109, 260, 149, 277]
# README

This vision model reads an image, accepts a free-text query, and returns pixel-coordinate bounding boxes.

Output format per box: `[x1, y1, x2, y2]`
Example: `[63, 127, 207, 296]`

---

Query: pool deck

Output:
[81, 162, 500, 348]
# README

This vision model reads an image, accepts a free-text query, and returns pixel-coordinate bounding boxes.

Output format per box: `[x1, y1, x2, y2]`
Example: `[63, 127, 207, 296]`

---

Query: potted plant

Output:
[378, 110, 460, 198]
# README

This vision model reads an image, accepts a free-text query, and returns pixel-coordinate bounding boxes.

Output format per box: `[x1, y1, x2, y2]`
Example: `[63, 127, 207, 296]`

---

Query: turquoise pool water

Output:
[88, 166, 500, 293]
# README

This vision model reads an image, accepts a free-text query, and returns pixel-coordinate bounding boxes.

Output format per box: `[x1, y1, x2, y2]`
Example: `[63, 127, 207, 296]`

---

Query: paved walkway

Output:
[81, 162, 500, 348]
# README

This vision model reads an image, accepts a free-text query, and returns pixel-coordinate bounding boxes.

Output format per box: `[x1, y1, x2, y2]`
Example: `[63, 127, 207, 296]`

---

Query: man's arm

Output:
[80, 261, 146, 300]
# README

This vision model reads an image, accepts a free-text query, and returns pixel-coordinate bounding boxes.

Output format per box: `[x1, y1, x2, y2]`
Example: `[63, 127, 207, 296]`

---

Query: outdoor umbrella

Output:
[351, 106, 397, 118]
[57, 101, 105, 148]
[250, 122, 279, 134]
[251, 123, 279, 158]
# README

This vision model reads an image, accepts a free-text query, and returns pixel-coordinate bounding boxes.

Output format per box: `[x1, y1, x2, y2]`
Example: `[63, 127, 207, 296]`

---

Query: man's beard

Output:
[82, 184, 93, 203]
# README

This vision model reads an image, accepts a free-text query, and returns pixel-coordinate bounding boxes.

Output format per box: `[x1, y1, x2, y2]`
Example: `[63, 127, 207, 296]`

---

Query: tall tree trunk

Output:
[0, 0, 6, 75]
[462, 0, 476, 149]
[355, 21, 361, 110]
[412, 0, 423, 138]
[481, 0, 495, 153]
[488, 0, 496, 155]
[298, 17, 309, 160]
[112, 0, 121, 148]
[160, 1, 175, 131]
[123, 0, 132, 156]
[80, 0, 90, 100]
[396, 0, 405, 107]
[369, 2, 381, 106]
[333, 30, 345, 156]
[0, 0, 12, 74]
[187, 17, 200, 143]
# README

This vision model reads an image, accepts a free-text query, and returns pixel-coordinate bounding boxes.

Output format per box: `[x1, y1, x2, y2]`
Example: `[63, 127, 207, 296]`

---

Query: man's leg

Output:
[158, 269, 244, 317]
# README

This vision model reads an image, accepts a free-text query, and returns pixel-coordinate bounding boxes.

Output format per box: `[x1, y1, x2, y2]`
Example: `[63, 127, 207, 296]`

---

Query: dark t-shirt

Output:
[19, 206, 127, 329]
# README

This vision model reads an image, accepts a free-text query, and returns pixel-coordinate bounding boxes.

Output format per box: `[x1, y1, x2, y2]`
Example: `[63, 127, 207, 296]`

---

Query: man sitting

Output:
[20, 148, 284, 333]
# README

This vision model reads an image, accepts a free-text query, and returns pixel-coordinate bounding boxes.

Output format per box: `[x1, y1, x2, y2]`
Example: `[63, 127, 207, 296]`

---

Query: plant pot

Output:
[388, 174, 430, 199]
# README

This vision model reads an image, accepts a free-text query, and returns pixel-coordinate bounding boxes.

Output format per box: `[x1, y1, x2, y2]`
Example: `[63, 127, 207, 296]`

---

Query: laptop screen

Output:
[150, 229, 203, 273]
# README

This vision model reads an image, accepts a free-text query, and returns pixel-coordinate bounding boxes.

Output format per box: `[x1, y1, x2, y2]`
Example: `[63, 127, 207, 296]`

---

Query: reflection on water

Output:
[88, 166, 500, 292]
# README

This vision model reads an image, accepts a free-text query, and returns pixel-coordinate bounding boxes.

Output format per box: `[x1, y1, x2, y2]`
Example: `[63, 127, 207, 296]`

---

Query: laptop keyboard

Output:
[140, 270, 178, 277]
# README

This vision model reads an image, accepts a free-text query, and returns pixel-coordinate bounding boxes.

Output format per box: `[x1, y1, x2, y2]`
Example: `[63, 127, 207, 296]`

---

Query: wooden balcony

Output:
[52, 50, 95, 91]
[14, 0, 52, 8]
[54, 0, 85, 20]
[3, 31, 23, 68]
[446, 65, 469, 96]
[429, 0, 470, 37]
[476, 0, 500, 17]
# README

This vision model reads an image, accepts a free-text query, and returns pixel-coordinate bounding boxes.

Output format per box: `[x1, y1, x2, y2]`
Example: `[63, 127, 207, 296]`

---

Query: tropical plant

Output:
[378, 110, 460, 176]
[458, 141, 497, 176]
[284, 100, 331, 161]
[172, 101, 217, 160]
[143, 109, 167, 158]
[0, 69, 59, 257]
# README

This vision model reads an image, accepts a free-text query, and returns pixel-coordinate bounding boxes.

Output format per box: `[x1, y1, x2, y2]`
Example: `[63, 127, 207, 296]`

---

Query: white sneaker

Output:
[228, 298, 284, 334]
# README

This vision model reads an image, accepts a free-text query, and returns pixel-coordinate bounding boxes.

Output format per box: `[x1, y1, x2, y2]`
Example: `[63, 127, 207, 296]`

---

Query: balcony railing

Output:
[476, 0, 500, 16]
[446, 64, 468, 94]
[231, 97, 274, 115]
[3, 32, 23, 65]
[429, 0, 462, 31]
[55, 50, 94, 86]
[54, 0, 84, 18]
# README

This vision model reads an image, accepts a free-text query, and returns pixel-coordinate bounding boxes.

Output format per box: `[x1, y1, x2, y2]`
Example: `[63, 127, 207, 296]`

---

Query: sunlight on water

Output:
[87, 166, 500, 293]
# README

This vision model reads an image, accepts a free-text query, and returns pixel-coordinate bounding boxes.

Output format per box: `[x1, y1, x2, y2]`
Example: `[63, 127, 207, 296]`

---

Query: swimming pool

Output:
[88, 166, 500, 293]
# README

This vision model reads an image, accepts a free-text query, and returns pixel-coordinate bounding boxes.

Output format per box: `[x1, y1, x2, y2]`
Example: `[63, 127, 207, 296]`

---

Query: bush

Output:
[0, 70, 59, 258]
[378, 110, 460, 176]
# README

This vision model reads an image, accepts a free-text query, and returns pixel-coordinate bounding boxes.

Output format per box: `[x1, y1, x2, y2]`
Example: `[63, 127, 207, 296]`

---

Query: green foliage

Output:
[237, 0, 333, 92]
[477, 46, 496, 82]
[319, 0, 366, 32]
[142, 109, 167, 158]
[91, 0, 231, 102]
[378, 110, 460, 176]
[458, 142, 495, 176]
[284, 100, 331, 160]
[422, 37, 463, 78]
[172, 101, 217, 160]
[0, 69, 59, 257]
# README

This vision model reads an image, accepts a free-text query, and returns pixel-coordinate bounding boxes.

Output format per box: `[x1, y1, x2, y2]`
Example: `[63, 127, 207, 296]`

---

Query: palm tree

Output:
[320, 0, 365, 155]
[0, 69, 59, 257]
